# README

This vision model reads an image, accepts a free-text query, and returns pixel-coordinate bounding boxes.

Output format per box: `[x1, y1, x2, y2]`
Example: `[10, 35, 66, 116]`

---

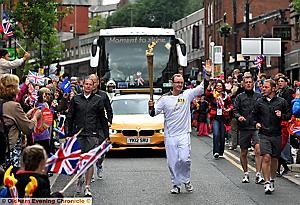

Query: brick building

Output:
[204, 0, 290, 78]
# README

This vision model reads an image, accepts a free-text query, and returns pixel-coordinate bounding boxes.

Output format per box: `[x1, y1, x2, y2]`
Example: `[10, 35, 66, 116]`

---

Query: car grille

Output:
[122, 130, 155, 137]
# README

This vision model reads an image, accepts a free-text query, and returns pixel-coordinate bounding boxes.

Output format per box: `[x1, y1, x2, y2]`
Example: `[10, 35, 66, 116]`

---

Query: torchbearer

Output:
[148, 58, 209, 194]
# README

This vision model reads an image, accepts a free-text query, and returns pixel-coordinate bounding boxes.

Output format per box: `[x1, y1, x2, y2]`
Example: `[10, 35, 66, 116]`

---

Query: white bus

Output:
[90, 27, 187, 91]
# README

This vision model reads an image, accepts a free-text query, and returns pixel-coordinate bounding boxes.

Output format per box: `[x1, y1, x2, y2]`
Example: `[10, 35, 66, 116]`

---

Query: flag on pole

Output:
[254, 55, 264, 71]
[60, 77, 71, 93]
[2, 11, 13, 37]
[27, 83, 38, 106]
[46, 136, 81, 175]
[28, 71, 45, 86]
[74, 141, 112, 177]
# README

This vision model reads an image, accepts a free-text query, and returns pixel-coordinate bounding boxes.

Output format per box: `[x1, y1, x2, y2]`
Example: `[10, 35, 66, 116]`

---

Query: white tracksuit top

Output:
[154, 82, 204, 137]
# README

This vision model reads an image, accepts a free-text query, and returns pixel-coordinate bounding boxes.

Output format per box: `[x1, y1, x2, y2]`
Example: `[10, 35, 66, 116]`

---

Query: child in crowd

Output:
[15, 144, 63, 198]
[0, 167, 9, 198]
[197, 95, 209, 136]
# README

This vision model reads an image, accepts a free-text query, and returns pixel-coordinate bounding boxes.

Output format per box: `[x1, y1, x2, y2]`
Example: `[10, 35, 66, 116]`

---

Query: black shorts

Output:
[239, 130, 259, 149]
[259, 134, 281, 157]
[77, 135, 106, 153]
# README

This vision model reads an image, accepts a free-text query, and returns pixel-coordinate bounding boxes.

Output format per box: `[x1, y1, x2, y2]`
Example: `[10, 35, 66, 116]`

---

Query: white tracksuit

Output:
[153, 83, 204, 186]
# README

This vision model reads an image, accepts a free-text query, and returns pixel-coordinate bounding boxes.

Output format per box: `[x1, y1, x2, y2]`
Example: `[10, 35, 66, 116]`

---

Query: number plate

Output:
[127, 138, 150, 144]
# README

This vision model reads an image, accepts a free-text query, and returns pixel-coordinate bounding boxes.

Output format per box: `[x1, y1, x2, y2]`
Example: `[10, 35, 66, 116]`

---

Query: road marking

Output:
[224, 150, 256, 172]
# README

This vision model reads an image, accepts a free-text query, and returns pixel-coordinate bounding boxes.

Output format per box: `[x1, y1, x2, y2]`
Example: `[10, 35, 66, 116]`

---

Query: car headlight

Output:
[156, 128, 164, 134]
[109, 128, 117, 135]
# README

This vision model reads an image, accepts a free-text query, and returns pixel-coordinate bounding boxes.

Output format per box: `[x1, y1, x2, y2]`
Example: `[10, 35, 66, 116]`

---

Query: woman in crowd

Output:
[32, 87, 53, 154]
[0, 74, 41, 170]
[206, 79, 233, 159]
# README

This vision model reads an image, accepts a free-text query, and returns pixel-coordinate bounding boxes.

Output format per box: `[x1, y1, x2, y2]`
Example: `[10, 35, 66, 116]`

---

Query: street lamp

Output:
[210, 42, 215, 77]
[219, 13, 231, 79]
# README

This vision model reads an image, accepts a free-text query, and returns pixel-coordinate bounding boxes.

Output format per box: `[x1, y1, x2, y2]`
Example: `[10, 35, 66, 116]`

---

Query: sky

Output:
[102, 0, 120, 5]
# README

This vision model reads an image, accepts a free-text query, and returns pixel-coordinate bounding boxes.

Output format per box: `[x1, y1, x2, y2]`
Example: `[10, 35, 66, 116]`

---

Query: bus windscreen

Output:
[103, 36, 173, 87]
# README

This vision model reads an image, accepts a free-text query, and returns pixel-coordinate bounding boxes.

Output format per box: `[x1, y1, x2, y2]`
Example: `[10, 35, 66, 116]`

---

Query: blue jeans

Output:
[212, 117, 225, 156]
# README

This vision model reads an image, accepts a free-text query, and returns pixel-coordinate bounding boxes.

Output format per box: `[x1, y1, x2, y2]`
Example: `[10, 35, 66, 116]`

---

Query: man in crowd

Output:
[252, 79, 291, 194]
[233, 75, 263, 184]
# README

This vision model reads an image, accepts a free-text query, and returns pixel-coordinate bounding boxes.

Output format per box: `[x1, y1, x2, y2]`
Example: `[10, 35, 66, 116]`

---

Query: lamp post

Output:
[210, 42, 215, 77]
[219, 13, 231, 79]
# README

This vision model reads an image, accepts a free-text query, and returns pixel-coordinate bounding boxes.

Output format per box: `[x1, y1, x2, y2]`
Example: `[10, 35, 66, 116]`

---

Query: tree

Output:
[12, 0, 65, 71]
[109, 0, 203, 28]
[184, 0, 204, 16]
[89, 15, 107, 33]
[294, 0, 300, 14]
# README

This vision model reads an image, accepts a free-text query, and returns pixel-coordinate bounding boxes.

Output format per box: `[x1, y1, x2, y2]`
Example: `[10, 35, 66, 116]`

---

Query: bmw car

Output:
[109, 94, 165, 150]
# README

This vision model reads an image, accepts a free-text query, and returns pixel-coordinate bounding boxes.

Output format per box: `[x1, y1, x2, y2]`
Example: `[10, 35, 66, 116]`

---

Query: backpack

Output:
[0, 100, 10, 165]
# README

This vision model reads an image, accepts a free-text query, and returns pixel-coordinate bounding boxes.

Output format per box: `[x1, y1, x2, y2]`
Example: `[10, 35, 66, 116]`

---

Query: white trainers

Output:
[255, 175, 264, 184]
[264, 182, 272, 194]
[184, 182, 193, 192]
[270, 180, 275, 192]
[242, 174, 250, 183]
[96, 164, 103, 179]
[84, 186, 92, 197]
[170, 185, 180, 194]
[91, 176, 95, 183]
[76, 177, 84, 194]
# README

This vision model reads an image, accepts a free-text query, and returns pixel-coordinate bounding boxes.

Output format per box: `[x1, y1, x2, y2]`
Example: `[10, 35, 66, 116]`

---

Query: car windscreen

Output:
[112, 98, 149, 115]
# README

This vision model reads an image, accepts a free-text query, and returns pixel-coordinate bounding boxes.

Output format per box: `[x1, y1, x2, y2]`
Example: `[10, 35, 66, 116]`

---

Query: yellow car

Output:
[109, 94, 165, 150]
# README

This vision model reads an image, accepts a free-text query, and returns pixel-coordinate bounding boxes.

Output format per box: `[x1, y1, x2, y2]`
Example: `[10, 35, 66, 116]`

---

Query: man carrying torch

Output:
[148, 42, 210, 194]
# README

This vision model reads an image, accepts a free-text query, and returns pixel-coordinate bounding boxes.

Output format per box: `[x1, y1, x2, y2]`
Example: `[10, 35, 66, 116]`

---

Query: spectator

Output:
[32, 87, 53, 155]
[0, 167, 8, 197]
[197, 95, 209, 136]
[0, 49, 30, 75]
[15, 144, 63, 198]
[206, 79, 233, 159]
[276, 76, 294, 176]
[0, 74, 41, 170]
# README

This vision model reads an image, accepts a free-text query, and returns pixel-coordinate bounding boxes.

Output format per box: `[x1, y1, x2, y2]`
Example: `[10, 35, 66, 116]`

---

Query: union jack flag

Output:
[1, 11, 13, 37]
[26, 83, 38, 106]
[28, 71, 45, 86]
[46, 136, 81, 175]
[74, 141, 112, 177]
[254, 55, 264, 71]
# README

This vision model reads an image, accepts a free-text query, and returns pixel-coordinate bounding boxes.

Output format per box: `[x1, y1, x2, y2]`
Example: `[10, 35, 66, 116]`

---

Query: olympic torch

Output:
[146, 41, 157, 101]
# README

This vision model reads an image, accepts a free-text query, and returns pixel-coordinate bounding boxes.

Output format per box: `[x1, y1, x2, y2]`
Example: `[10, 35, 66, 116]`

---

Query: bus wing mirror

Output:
[176, 38, 187, 67]
[90, 38, 100, 68]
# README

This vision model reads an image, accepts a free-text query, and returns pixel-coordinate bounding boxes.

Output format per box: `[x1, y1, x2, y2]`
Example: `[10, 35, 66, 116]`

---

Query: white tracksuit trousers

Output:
[165, 133, 191, 186]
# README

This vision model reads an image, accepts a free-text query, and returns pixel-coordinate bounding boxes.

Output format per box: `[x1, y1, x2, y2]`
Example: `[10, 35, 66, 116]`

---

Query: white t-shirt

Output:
[154, 82, 204, 137]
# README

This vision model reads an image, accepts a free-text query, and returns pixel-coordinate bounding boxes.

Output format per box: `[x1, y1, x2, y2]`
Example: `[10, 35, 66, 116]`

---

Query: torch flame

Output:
[145, 41, 157, 56]
[25, 176, 38, 197]
[4, 165, 18, 188]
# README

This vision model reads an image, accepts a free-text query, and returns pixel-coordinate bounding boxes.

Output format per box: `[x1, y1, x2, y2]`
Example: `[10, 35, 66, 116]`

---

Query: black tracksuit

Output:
[252, 96, 291, 136]
[66, 93, 109, 138]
